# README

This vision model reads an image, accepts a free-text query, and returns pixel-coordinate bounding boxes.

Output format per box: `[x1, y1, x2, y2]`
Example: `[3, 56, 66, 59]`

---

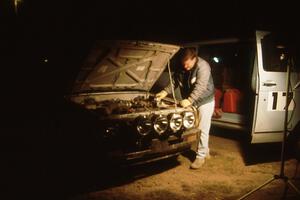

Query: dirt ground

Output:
[63, 129, 300, 200]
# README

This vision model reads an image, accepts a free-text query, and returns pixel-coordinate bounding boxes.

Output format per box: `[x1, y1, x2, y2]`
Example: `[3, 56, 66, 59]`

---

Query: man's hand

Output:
[155, 90, 168, 101]
[180, 99, 192, 107]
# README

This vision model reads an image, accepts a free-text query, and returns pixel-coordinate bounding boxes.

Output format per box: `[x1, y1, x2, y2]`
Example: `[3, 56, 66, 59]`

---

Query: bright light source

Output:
[213, 57, 219, 63]
[44, 58, 48, 63]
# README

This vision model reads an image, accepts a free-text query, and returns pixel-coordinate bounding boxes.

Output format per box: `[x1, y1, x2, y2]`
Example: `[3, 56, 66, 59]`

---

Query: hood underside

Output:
[72, 41, 179, 93]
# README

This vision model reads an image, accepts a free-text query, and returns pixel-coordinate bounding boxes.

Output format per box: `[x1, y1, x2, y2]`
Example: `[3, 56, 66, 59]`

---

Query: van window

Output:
[261, 33, 289, 72]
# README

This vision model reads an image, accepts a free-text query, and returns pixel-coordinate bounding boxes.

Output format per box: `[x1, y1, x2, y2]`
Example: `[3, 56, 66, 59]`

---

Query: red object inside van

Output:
[223, 89, 243, 113]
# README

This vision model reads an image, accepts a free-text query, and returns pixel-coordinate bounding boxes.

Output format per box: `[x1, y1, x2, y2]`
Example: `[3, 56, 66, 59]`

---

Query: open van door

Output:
[251, 31, 300, 143]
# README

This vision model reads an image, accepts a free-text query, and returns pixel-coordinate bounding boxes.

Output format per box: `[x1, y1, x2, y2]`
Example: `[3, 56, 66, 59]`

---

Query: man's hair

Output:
[180, 47, 197, 62]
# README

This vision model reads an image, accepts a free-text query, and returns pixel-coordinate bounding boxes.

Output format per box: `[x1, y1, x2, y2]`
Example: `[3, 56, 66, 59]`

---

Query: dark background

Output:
[1, 1, 300, 199]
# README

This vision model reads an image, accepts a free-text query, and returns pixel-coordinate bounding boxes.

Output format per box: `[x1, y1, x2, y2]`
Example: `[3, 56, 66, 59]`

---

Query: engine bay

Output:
[83, 95, 174, 116]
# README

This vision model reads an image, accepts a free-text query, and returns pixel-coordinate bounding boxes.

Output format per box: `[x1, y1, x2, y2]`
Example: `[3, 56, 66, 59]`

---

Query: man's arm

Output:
[188, 61, 212, 104]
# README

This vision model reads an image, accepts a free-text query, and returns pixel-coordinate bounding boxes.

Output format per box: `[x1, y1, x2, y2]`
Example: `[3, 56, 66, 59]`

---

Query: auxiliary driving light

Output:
[182, 111, 196, 129]
[136, 115, 153, 136]
[169, 113, 183, 132]
[153, 115, 169, 136]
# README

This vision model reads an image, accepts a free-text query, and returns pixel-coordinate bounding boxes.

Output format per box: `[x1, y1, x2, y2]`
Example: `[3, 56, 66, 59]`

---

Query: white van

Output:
[183, 31, 300, 145]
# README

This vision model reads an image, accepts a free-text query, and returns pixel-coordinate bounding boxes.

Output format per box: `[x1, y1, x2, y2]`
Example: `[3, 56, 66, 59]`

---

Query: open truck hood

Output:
[72, 41, 180, 93]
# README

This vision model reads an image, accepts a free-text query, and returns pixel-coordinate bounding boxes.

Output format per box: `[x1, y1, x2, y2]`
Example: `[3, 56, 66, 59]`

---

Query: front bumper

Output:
[107, 129, 198, 166]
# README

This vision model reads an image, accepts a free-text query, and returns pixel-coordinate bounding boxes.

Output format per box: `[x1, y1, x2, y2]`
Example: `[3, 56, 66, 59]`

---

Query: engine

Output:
[84, 96, 171, 116]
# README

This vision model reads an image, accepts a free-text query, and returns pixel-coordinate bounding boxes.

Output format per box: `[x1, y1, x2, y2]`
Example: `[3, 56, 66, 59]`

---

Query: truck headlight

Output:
[153, 115, 168, 135]
[136, 115, 152, 136]
[169, 113, 183, 132]
[182, 111, 195, 129]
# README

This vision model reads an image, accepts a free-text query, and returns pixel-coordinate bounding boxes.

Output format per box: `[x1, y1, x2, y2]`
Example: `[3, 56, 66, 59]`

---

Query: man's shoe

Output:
[190, 157, 205, 169]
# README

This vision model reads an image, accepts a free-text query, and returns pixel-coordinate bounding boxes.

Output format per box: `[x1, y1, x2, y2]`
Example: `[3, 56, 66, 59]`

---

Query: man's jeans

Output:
[196, 100, 215, 158]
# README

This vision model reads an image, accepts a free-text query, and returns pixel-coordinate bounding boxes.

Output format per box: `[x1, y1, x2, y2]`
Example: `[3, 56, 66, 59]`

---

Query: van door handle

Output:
[263, 82, 277, 87]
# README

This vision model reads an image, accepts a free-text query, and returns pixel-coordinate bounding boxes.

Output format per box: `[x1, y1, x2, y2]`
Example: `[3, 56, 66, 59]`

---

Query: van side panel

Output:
[251, 31, 300, 143]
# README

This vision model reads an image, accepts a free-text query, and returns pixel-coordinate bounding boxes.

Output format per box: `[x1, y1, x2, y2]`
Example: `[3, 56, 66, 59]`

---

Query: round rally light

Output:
[153, 115, 169, 136]
[182, 111, 196, 129]
[136, 115, 152, 136]
[169, 113, 183, 132]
